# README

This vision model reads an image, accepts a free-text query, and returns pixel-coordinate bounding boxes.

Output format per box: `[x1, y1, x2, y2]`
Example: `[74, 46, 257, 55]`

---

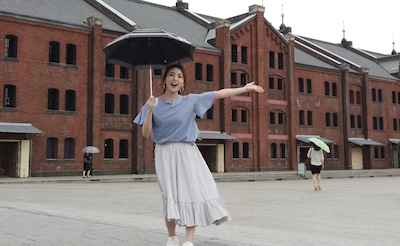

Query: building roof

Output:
[0, 0, 127, 32]
[299, 37, 400, 81]
[100, 0, 218, 51]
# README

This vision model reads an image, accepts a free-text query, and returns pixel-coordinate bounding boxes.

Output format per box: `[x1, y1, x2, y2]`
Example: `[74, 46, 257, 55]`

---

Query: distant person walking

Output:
[83, 153, 92, 178]
[307, 143, 324, 191]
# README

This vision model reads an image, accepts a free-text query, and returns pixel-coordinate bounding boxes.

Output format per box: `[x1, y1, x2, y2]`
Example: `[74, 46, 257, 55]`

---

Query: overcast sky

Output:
[145, 0, 399, 55]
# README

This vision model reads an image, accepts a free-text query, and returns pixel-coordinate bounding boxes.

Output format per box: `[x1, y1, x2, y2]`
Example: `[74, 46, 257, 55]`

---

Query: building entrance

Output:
[0, 142, 19, 177]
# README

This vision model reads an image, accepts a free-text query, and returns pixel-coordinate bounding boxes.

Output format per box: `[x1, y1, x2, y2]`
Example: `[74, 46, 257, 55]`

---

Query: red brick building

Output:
[1, 0, 400, 177]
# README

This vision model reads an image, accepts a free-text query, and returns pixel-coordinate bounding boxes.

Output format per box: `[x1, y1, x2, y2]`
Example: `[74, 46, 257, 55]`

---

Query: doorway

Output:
[351, 147, 363, 169]
[0, 142, 19, 177]
[198, 145, 217, 172]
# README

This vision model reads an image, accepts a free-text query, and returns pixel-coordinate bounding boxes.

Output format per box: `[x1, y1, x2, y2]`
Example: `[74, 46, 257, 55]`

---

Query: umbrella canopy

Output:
[103, 28, 195, 96]
[82, 146, 100, 153]
[103, 28, 195, 70]
[308, 137, 330, 153]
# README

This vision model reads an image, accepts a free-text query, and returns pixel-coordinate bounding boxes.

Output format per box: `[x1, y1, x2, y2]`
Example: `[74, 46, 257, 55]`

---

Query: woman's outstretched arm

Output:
[215, 82, 265, 100]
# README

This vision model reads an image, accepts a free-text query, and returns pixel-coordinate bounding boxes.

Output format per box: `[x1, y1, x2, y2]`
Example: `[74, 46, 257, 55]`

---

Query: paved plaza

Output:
[0, 176, 399, 245]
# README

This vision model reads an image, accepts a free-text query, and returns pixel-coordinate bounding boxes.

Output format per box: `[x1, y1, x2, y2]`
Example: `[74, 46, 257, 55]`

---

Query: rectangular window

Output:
[398, 92, 400, 105]
[119, 139, 129, 158]
[195, 63, 202, 80]
[206, 64, 213, 81]
[120, 94, 129, 114]
[349, 90, 354, 104]
[392, 91, 396, 104]
[49, 41, 60, 63]
[307, 111, 313, 126]
[5, 35, 18, 58]
[48, 88, 59, 110]
[240, 73, 247, 86]
[66, 44, 76, 65]
[298, 78, 304, 93]
[277, 78, 283, 90]
[120, 66, 129, 79]
[306, 79, 312, 94]
[378, 89, 382, 102]
[332, 83, 337, 97]
[46, 138, 58, 159]
[243, 142, 249, 158]
[241, 46, 247, 64]
[373, 117, 378, 129]
[278, 112, 284, 125]
[232, 109, 237, 122]
[65, 90, 76, 111]
[372, 88, 376, 102]
[280, 143, 286, 158]
[105, 63, 115, 77]
[379, 117, 384, 130]
[324, 82, 330, 96]
[241, 110, 247, 123]
[350, 115, 355, 128]
[270, 112, 275, 124]
[105, 93, 114, 113]
[269, 77, 274, 89]
[271, 143, 277, 158]
[64, 138, 75, 159]
[357, 115, 362, 129]
[231, 44, 238, 63]
[3, 84, 16, 107]
[231, 72, 237, 85]
[325, 112, 331, 127]
[278, 53, 284, 69]
[333, 113, 338, 127]
[233, 142, 239, 158]
[104, 139, 114, 158]
[154, 69, 162, 76]
[206, 106, 213, 119]
[269, 51, 275, 68]
[299, 110, 304, 125]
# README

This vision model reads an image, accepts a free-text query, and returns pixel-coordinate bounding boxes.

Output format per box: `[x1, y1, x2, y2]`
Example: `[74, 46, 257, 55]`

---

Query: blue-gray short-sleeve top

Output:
[133, 91, 216, 144]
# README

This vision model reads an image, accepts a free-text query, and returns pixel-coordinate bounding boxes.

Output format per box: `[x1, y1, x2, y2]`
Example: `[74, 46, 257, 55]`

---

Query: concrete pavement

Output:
[0, 171, 399, 245]
[1, 168, 400, 184]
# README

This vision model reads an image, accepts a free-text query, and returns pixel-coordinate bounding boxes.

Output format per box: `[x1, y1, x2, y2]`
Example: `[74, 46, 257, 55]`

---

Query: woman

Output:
[134, 64, 264, 246]
[82, 153, 92, 178]
[307, 144, 324, 191]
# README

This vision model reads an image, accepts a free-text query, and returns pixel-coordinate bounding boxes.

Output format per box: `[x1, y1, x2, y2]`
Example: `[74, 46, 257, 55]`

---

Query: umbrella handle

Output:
[149, 65, 153, 97]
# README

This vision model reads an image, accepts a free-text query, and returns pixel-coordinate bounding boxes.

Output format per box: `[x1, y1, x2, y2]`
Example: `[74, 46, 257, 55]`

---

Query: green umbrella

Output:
[308, 137, 330, 153]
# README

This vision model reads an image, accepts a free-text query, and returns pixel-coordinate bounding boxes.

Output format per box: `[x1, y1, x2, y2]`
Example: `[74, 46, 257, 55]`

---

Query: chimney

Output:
[176, 0, 188, 10]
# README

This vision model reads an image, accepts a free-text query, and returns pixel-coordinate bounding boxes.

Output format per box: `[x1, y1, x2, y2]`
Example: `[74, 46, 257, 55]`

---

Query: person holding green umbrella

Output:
[307, 137, 329, 191]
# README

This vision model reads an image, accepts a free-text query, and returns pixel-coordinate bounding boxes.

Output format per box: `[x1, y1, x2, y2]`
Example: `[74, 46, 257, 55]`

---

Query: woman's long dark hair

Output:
[312, 143, 321, 151]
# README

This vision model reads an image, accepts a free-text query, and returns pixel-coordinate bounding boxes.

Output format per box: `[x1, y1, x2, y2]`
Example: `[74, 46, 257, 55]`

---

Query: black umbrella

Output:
[103, 28, 195, 96]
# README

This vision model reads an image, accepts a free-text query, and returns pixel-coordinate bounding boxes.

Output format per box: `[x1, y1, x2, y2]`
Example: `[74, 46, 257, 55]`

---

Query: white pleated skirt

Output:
[155, 142, 231, 227]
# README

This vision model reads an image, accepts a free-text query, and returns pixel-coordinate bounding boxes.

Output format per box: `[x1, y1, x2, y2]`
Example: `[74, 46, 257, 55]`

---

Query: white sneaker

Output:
[182, 242, 194, 246]
[166, 236, 179, 246]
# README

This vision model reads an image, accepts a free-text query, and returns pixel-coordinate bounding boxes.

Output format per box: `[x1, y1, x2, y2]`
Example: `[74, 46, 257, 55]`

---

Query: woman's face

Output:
[164, 67, 184, 93]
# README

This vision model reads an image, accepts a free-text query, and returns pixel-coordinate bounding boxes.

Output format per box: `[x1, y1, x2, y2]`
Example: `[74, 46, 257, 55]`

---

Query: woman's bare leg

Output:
[185, 226, 195, 242]
[312, 174, 318, 190]
[317, 174, 322, 190]
[165, 218, 176, 237]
